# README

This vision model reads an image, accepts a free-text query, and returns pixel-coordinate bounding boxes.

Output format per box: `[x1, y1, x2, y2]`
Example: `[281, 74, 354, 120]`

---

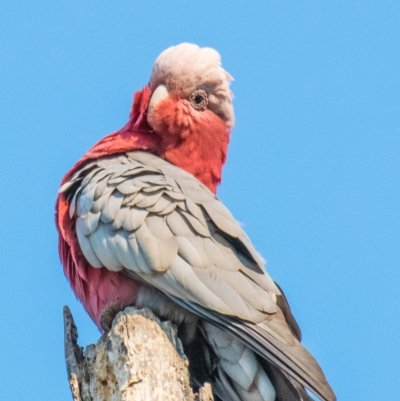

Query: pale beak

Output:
[147, 84, 169, 129]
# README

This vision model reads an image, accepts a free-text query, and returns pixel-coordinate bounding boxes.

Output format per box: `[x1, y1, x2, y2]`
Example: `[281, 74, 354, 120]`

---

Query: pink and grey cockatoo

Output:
[56, 43, 336, 401]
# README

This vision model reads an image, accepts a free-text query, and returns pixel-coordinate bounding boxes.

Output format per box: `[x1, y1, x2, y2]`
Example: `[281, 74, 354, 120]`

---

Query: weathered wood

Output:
[63, 306, 214, 401]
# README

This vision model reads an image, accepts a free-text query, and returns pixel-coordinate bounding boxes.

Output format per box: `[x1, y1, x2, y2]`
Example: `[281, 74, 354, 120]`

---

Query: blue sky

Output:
[1, 2, 399, 400]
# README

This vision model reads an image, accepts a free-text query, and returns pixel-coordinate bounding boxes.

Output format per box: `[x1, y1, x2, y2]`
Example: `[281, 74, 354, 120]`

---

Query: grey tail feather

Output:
[258, 356, 314, 401]
[212, 366, 243, 401]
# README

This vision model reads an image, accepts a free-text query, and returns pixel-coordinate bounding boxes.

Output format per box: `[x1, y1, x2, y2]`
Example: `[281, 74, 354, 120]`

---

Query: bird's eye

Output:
[189, 89, 208, 111]
[194, 95, 203, 104]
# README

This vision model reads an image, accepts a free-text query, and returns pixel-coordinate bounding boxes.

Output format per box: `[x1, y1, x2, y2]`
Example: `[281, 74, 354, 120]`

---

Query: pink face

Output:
[147, 84, 225, 141]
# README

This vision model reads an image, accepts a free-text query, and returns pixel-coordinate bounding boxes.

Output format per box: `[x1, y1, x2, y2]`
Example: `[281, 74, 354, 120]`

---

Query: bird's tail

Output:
[204, 321, 275, 401]
[203, 321, 313, 401]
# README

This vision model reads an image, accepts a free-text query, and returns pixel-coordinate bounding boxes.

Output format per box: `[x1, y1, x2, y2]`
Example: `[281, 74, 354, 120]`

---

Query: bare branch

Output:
[63, 306, 213, 401]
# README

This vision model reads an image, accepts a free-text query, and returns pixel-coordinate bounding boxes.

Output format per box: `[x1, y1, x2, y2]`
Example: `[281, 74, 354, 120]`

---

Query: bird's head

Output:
[139, 43, 234, 193]
[147, 43, 234, 134]
[83, 43, 234, 194]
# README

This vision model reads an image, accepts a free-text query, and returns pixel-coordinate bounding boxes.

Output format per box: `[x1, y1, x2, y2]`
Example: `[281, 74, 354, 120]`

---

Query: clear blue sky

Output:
[1, 2, 399, 400]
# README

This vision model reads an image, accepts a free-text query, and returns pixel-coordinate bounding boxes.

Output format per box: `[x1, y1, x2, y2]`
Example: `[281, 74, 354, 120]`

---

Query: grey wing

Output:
[60, 151, 334, 401]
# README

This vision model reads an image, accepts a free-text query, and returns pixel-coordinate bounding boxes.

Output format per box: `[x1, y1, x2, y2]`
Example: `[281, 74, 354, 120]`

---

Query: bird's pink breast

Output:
[57, 194, 141, 328]
[81, 267, 140, 328]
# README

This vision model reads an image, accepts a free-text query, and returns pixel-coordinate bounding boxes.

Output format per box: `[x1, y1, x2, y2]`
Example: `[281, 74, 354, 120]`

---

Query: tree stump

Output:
[63, 306, 213, 401]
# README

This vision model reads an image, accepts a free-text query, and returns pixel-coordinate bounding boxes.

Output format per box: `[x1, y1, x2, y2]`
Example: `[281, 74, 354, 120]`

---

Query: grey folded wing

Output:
[60, 151, 335, 401]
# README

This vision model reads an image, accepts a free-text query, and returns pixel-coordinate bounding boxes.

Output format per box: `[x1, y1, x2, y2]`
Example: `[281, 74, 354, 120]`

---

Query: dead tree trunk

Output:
[63, 306, 213, 401]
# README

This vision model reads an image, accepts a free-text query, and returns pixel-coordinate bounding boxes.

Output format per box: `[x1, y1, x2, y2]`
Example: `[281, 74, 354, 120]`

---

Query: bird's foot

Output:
[100, 303, 126, 332]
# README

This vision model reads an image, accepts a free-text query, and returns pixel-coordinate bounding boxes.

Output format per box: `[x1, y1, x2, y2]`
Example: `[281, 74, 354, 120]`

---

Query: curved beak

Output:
[147, 84, 169, 129]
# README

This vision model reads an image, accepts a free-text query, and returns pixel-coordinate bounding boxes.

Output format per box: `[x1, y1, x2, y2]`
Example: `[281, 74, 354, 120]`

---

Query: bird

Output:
[56, 43, 336, 401]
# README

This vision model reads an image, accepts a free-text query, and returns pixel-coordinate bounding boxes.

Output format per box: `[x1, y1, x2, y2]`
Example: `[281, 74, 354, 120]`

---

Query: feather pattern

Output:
[60, 150, 335, 401]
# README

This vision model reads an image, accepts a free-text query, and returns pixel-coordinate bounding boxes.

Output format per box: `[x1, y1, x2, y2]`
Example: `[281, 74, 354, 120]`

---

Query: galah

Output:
[56, 43, 335, 401]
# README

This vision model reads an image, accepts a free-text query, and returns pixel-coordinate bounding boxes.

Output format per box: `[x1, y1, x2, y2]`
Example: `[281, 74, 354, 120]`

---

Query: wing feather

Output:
[146, 195, 172, 213]
[114, 230, 141, 272]
[126, 231, 153, 274]
[94, 177, 109, 199]
[88, 224, 122, 271]
[167, 211, 197, 237]
[116, 180, 141, 195]
[76, 222, 103, 267]
[100, 191, 124, 223]
[175, 236, 211, 268]
[202, 200, 242, 238]
[180, 210, 210, 237]
[135, 222, 178, 272]
[121, 207, 148, 232]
